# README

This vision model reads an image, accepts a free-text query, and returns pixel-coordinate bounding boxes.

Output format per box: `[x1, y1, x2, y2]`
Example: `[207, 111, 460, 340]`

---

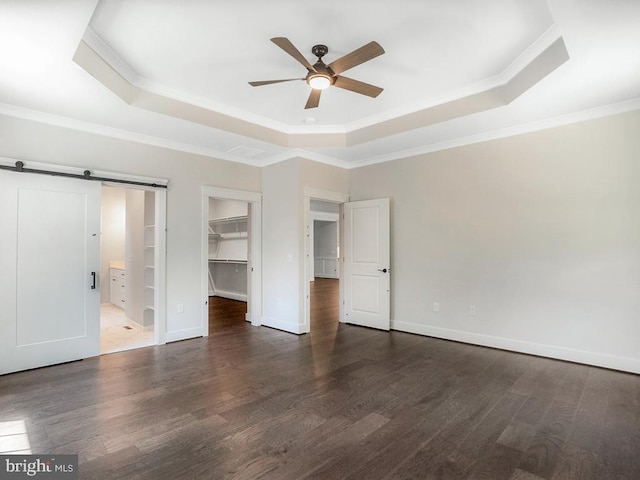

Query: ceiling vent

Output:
[227, 146, 266, 158]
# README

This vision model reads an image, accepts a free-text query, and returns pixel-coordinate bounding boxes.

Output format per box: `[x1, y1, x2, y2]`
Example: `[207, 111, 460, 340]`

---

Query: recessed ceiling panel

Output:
[88, 0, 554, 127]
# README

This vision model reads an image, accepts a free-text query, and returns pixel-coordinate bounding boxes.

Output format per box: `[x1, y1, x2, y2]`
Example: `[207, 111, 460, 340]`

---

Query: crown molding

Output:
[3, 98, 637, 172]
[345, 97, 640, 168]
[0, 102, 266, 166]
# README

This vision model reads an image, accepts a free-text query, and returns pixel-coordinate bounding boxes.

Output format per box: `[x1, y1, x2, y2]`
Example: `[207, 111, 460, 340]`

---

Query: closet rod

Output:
[0, 161, 168, 189]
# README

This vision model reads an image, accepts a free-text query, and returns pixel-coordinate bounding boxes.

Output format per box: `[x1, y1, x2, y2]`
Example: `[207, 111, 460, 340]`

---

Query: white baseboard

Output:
[261, 316, 304, 334]
[165, 327, 205, 343]
[212, 290, 247, 302]
[391, 320, 640, 374]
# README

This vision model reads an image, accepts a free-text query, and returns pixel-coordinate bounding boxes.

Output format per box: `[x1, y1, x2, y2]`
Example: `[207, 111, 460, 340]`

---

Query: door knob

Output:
[377, 268, 388, 273]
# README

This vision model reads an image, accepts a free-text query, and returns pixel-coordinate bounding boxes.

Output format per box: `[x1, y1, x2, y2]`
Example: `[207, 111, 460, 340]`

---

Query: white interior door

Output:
[343, 198, 390, 330]
[0, 171, 101, 375]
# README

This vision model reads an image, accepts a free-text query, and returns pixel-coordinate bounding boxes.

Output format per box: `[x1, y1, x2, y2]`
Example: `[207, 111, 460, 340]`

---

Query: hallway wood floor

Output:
[1, 286, 639, 479]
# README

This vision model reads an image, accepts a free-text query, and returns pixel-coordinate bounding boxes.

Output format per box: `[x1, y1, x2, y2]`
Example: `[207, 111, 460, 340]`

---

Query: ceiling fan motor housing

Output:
[311, 44, 328, 59]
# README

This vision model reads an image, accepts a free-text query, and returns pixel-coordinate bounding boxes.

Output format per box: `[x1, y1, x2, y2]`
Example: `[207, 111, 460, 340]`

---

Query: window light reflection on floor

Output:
[0, 420, 32, 454]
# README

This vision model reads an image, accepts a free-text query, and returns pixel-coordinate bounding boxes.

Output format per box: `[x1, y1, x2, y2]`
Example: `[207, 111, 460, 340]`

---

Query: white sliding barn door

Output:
[0, 171, 101, 375]
[343, 198, 390, 330]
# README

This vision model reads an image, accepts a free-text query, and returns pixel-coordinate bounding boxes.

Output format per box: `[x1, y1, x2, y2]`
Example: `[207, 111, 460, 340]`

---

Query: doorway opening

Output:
[100, 186, 161, 354]
[207, 198, 249, 334]
[202, 186, 262, 337]
[310, 200, 340, 335]
[303, 189, 350, 334]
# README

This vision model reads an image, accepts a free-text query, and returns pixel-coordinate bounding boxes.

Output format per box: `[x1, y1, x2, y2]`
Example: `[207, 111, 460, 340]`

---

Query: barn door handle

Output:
[90, 272, 96, 290]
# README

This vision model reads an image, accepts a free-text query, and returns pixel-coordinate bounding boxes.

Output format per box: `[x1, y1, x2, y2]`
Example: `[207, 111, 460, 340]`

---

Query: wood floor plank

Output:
[550, 444, 597, 480]
[564, 367, 609, 453]
[518, 398, 578, 479]
[468, 444, 524, 480]
[596, 370, 640, 479]
[497, 420, 538, 452]
[509, 469, 547, 480]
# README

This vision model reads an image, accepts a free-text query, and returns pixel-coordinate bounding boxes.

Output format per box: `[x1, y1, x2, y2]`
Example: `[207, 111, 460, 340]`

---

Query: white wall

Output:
[349, 109, 640, 373]
[313, 220, 338, 278]
[209, 198, 247, 219]
[310, 199, 340, 214]
[261, 159, 300, 332]
[100, 186, 125, 302]
[262, 158, 349, 333]
[125, 189, 144, 326]
[0, 114, 261, 342]
[314, 221, 337, 258]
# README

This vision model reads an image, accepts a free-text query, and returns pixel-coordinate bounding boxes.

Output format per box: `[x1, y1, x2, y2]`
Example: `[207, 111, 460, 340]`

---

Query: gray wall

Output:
[350, 109, 640, 372]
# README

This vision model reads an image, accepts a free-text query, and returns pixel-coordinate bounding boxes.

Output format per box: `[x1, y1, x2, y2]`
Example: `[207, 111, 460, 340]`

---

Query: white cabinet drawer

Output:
[109, 268, 126, 308]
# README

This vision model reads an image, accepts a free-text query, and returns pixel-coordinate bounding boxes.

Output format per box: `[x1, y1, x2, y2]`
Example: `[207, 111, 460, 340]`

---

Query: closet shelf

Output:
[216, 232, 247, 239]
[208, 259, 248, 264]
[208, 215, 247, 225]
[208, 205, 248, 303]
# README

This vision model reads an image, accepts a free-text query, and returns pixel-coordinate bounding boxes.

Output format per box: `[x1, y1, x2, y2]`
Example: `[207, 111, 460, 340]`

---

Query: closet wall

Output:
[100, 186, 125, 302]
[208, 198, 248, 301]
[313, 221, 338, 278]
[125, 190, 144, 325]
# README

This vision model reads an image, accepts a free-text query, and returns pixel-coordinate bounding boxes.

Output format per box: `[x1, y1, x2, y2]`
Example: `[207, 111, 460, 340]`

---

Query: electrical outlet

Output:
[433, 303, 439, 312]
[177, 303, 184, 314]
[469, 305, 476, 315]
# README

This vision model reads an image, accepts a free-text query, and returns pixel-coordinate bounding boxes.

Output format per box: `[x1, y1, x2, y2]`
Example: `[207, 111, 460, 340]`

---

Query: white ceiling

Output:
[0, 0, 638, 168]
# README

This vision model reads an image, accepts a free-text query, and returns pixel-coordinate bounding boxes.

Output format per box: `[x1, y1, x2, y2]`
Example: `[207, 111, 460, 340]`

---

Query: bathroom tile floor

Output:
[100, 303, 154, 354]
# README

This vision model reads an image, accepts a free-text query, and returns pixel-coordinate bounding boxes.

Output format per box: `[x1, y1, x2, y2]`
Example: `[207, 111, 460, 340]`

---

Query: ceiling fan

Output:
[249, 37, 385, 109]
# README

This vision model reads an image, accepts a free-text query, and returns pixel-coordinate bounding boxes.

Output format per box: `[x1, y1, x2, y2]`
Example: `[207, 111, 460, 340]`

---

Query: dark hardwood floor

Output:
[1, 285, 639, 479]
[209, 296, 248, 332]
[310, 277, 339, 333]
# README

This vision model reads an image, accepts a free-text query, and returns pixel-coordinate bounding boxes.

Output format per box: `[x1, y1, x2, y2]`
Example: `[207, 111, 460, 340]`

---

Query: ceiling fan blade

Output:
[328, 41, 385, 75]
[333, 76, 383, 98]
[305, 89, 321, 109]
[249, 78, 304, 87]
[271, 37, 317, 72]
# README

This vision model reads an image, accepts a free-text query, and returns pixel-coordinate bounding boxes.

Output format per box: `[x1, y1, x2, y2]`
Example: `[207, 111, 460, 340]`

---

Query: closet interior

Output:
[208, 198, 249, 326]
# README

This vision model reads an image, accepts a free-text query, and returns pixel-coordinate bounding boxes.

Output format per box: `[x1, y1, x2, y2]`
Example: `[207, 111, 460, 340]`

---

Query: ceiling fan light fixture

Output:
[249, 38, 385, 108]
[307, 74, 332, 90]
